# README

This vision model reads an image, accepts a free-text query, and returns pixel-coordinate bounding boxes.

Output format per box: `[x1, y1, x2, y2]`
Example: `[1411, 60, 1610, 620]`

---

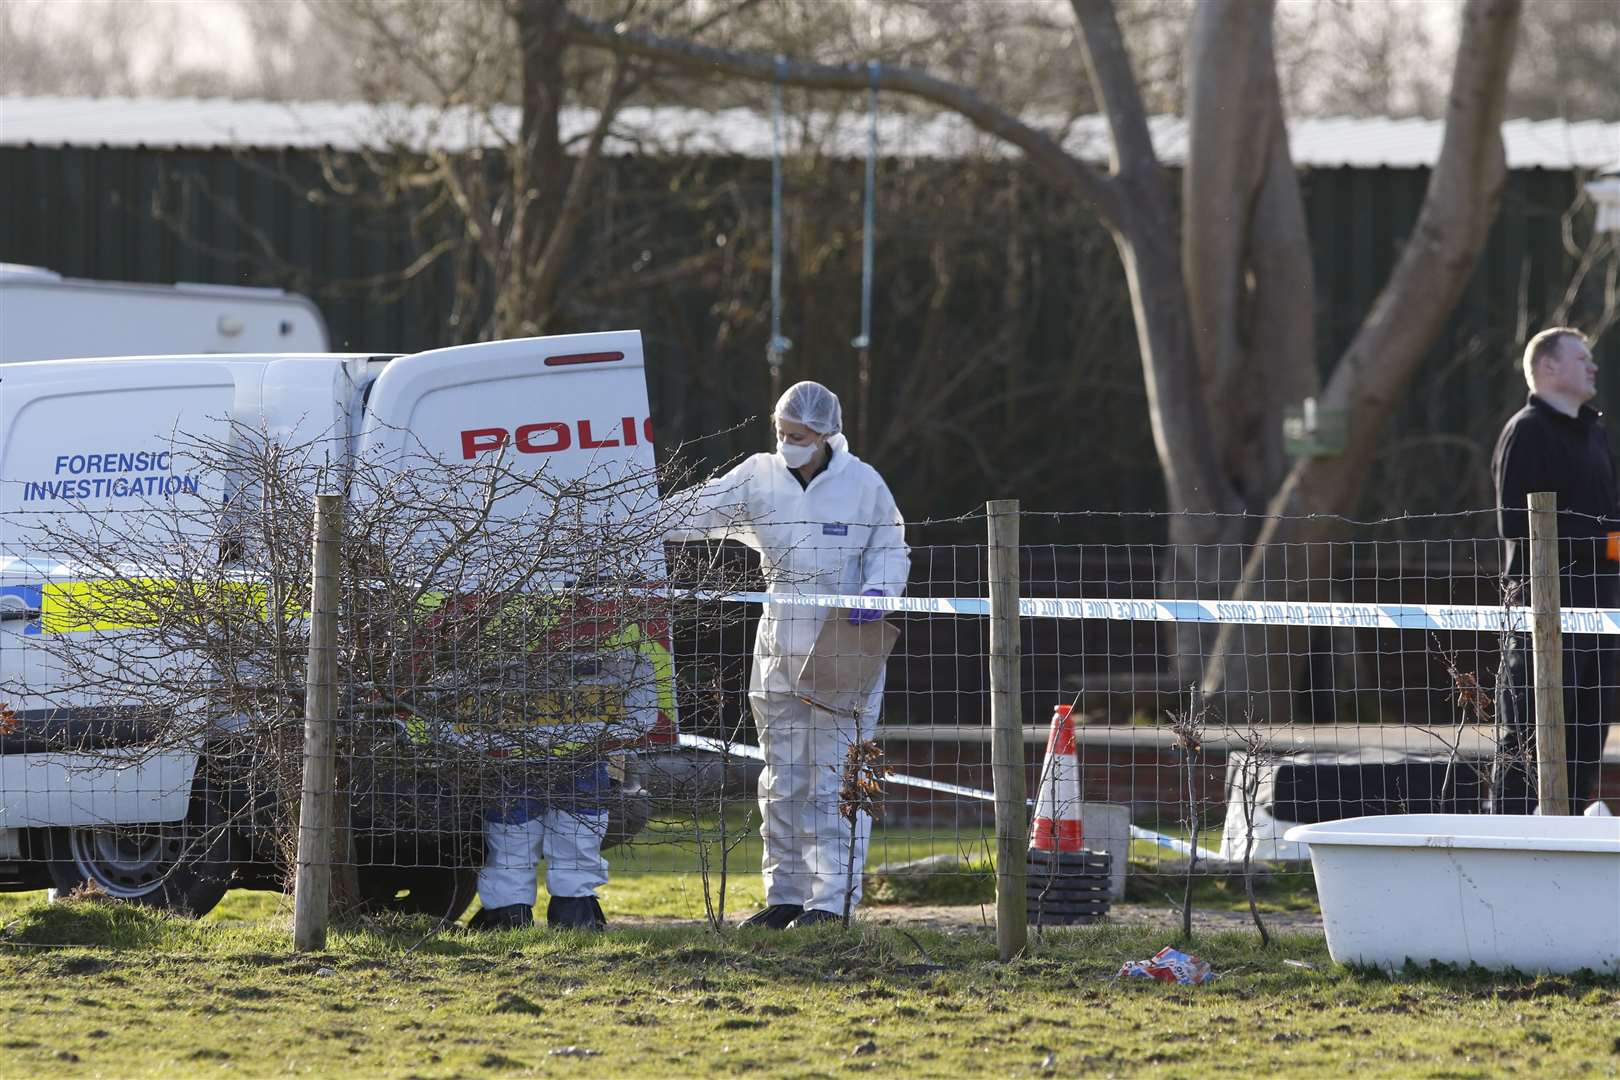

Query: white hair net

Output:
[773, 380, 843, 435]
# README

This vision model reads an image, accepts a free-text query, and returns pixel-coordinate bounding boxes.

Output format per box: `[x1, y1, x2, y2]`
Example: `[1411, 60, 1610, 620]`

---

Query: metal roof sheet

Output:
[2, 95, 1615, 170]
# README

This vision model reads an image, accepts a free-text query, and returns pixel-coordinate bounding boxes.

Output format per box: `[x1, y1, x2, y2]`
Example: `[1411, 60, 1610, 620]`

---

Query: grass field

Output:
[0, 820, 1608, 1078]
[1, 896, 1617, 1079]
[0, 816, 1305, 929]
[604, 816, 1001, 918]
[575, 815, 1298, 920]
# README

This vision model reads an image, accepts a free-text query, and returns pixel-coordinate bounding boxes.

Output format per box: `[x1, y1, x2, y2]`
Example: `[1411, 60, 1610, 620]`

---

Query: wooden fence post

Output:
[1527, 491, 1569, 815]
[294, 492, 343, 950]
[987, 499, 1028, 961]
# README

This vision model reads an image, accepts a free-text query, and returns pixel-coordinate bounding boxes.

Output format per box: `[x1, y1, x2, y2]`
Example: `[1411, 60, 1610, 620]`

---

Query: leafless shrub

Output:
[839, 738, 887, 927]
[1221, 705, 1278, 948]
[1167, 690, 1207, 941]
[0, 420, 755, 905]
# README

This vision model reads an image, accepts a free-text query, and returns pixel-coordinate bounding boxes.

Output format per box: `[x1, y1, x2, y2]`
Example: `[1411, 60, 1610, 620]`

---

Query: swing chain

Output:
[768, 55, 793, 371]
[850, 59, 879, 352]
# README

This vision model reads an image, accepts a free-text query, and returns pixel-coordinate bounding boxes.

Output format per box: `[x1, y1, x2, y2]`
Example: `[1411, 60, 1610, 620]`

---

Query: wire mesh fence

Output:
[2, 446, 1616, 941]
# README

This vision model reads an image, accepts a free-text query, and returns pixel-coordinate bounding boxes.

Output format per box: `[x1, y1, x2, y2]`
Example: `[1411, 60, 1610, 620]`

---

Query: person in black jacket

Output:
[1492, 326, 1616, 815]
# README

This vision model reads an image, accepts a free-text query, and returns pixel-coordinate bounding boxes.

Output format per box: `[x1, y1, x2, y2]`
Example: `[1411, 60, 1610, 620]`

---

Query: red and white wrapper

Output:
[1118, 946, 1214, 985]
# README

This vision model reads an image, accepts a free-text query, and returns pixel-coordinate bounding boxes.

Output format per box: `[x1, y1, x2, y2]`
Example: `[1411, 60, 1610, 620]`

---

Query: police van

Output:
[0, 332, 673, 917]
[0, 263, 330, 363]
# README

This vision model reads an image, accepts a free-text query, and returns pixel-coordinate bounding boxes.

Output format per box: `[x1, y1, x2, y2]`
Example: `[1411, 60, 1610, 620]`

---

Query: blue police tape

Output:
[702, 589, 1620, 636]
[674, 733, 1224, 862]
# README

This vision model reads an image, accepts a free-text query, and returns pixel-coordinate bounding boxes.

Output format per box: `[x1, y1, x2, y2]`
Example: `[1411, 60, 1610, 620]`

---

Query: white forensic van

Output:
[0, 263, 330, 363]
[0, 333, 673, 917]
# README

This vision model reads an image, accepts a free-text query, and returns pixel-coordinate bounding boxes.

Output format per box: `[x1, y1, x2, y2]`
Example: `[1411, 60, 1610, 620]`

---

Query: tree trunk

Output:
[512, 0, 570, 334]
[1072, 0, 1237, 526]
[518, 0, 569, 242]
[1200, 0, 1522, 711]
[1172, 0, 1323, 709]
[561, 0, 1522, 720]
[1183, 0, 1317, 513]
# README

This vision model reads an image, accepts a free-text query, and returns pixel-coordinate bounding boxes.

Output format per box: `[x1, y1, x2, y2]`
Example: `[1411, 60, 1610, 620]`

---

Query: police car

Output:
[0, 332, 674, 917]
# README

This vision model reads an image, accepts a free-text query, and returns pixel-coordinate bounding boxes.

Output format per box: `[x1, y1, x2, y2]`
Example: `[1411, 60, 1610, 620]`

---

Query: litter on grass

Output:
[1119, 946, 1214, 985]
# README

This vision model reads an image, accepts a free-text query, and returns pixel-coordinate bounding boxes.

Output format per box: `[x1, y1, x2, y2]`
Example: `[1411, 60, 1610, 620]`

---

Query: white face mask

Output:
[778, 439, 818, 468]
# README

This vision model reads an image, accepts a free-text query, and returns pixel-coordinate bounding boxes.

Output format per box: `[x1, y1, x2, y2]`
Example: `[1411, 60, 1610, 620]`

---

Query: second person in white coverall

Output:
[446, 593, 659, 932]
[669, 381, 910, 929]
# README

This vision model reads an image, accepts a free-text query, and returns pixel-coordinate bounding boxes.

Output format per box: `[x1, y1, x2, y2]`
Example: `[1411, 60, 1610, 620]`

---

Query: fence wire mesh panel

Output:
[2, 458, 1617, 935]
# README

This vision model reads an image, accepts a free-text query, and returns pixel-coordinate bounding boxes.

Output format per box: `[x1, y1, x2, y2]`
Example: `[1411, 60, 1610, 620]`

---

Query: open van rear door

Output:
[357, 331, 656, 514]
[355, 331, 676, 742]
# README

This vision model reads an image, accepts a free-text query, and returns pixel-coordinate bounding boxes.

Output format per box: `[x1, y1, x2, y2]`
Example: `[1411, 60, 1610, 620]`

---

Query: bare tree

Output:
[1167, 697, 1206, 941]
[1, 422, 751, 918]
[233, 0, 367, 102]
[1507, 0, 1620, 121]
[1275, 0, 1446, 119]
[557, 0, 1522, 718]
[294, 0, 637, 340]
[0, 0, 234, 98]
[1222, 711, 1280, 947]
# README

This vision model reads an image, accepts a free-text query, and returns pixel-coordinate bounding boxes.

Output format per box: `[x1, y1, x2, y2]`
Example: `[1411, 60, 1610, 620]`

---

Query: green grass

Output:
[0, 816, 1314, 925]
[1125, 867, 1320, 914]
[1, 897, 1616, 1079]
[0, 819, 1002, 928]
[610, 812, 1306, 917]
[606, 813, 1002, 918]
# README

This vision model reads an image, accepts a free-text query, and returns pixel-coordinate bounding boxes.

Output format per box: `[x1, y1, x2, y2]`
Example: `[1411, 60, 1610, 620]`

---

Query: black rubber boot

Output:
[467, 903, 534, 931]
[547, 895, 607, 931]
[785, 908, 844, 929]
[739, 904, 804, 930]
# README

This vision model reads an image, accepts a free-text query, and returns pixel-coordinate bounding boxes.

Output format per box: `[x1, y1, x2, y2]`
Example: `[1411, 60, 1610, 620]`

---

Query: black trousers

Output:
[1494, 633, 1614, 814]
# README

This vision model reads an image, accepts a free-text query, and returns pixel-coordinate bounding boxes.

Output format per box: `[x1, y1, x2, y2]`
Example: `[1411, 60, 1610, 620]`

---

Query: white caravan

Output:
[0, 333, 673, 916]
[0, 264, 330, 363]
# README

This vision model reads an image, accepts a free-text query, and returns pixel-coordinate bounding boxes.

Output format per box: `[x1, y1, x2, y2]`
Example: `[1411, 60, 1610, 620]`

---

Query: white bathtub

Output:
[1284, 814, 1620, 975]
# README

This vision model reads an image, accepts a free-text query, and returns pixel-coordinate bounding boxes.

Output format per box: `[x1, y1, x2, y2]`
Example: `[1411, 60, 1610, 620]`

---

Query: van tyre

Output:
[46, 789, 238, 917]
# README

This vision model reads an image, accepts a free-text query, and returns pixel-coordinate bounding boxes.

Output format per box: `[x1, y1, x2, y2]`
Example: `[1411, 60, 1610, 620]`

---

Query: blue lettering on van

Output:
[823, 524, 849, 536]
[18, 449, 200, 502]
[53, 451, 171, 475]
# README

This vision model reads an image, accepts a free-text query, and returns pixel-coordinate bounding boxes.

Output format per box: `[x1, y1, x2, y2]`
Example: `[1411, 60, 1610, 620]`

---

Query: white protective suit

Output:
[670, 433, 909, 911]
[473, 646, 658, 909]
[479, 808, 609, 909]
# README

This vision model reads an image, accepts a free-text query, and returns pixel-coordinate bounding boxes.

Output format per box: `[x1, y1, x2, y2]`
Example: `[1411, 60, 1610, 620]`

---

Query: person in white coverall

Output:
[669, 381, 910, 929]
[471, 750, 614, 932]
[463, 612, 659, 932]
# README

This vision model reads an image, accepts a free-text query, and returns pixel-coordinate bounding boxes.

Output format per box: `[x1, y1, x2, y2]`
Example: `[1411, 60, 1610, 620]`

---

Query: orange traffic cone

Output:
[1027, 704, 1110, 925]
[1030, 704, 1084, 852]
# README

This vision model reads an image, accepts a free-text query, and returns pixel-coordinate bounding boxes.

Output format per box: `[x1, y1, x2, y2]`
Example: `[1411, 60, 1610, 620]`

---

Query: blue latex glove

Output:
[850, 589, 886, 624]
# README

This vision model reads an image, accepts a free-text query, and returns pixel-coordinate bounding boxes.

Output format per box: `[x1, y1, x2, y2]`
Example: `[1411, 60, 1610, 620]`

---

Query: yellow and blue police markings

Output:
[34, 577, 273, 635]
[0, 584, 44, 635]
[7, 569, 682, 742]
[410, 589, 677, 731]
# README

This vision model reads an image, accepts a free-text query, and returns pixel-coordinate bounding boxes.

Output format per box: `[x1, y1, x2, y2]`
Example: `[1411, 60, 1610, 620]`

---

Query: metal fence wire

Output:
[1, 450, 1615, 942]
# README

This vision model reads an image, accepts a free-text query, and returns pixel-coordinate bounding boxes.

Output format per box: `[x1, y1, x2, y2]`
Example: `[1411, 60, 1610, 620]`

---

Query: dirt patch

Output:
[859, 903, 1323, 936]
[614, 903, 1323, 936]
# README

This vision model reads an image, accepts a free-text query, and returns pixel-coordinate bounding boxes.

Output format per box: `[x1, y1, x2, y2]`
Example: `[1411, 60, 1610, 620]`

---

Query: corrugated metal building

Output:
[1, 97, 1615, 537]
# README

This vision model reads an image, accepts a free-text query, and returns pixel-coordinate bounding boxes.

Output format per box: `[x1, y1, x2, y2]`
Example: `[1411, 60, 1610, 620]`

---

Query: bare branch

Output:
[561, 10, 1124, 226]
[1068, 0, 1158, 183]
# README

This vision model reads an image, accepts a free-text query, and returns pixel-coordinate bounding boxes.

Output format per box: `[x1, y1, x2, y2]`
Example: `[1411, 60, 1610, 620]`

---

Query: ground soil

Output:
[618, 901, 1325, 936]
